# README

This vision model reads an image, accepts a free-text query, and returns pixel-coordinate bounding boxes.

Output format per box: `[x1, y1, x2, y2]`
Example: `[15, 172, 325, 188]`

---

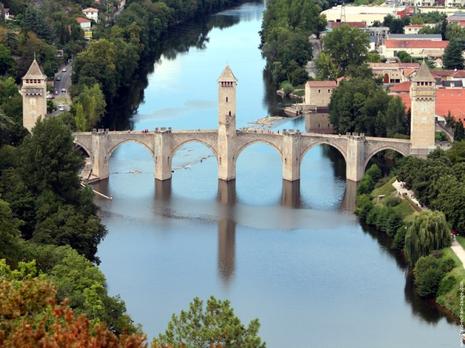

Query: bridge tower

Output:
[410, 61, 436, 156]
[21, 59, 47, 132]
[218, 66, 237, 181]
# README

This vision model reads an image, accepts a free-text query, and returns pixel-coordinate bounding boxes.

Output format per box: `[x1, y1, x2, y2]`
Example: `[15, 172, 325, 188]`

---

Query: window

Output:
[226, 97, 228, 102]
[229, 111, 231, 116]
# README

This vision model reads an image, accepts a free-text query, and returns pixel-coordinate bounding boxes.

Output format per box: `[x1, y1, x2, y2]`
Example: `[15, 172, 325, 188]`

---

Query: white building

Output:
[82, 7, 99, 23]
[321, 5, 405, 26]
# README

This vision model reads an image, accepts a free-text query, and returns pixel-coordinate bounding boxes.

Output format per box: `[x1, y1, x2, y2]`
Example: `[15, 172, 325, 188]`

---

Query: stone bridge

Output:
[73, 128, 411, 183]
[72, 65, 436, 184]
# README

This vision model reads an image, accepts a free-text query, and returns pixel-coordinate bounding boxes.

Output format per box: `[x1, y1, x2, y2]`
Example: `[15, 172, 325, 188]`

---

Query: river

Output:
[95, 2, 458, 347]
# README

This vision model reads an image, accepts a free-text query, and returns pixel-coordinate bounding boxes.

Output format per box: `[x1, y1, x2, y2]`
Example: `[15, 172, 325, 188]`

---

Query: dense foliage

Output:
[413, 252, 454, 298]
[404, 211, 451, 265]
[329, 78, 408, 137]
[153, 297, 265, 348]
[260, 0, 326, 86]
[316, 25, 370, 80]
[396, 143, 465, 234]
[0, 260, 146, 347]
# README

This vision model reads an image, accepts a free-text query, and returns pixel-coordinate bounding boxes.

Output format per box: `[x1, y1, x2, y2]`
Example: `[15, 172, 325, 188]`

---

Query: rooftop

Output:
[76, 17, 91, 24]
[23, 59, 46, 80]
[412, 61, 435, 82]
[384, 39, 448, 49]
[218, 66, 237, 83]
[83, 7, 99, 12]
[388, 34, 442, 40]
[306, 80, 338, 88]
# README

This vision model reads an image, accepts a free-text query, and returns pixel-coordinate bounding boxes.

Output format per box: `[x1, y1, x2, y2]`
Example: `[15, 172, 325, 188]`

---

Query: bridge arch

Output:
[107, 139, 155, 161]
[74, 141, 93, 161]
[300, 141, 347, 163]
[170, 139, 218, 160]
[234, 139, 283, 164]
[363, 146, 409, 171]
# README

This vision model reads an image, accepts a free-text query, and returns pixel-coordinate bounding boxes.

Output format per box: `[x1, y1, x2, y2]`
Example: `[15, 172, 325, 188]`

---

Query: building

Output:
[304, 81, 338, 108]
[362, 26, 390, 49]
[21, 59, 47, 132]
[82, 7, 99, 23]
[321, 5, 405, 26]
[369, 62, 420, 84]
[387, 34, 442, 41]
[404, 24, 425, 34]
[448, 12, 465, 27]
[380, 39, 448, 59]
[76, 17, 92, 30]
[409, 62, 436, 154]
[389, 65, 465, 122]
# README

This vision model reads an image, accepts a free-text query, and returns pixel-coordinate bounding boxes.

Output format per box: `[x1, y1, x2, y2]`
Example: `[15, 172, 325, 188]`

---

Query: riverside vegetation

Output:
[0, 0, 266, 346]
[356, 142, 465, 320]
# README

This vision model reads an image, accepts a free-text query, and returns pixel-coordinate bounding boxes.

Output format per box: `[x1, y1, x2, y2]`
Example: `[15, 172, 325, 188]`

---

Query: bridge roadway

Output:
[73, 128, 412, 183]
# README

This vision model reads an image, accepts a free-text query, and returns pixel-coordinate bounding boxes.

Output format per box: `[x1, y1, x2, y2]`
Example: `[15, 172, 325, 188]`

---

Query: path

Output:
[451, 240, 465, 267]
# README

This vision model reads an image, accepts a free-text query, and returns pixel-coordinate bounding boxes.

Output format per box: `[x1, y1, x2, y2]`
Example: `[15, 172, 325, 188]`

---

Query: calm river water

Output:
[95, 2, 458, 346]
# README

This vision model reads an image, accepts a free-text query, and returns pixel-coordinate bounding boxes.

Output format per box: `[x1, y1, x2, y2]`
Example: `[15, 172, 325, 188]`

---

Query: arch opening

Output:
[107, 139, 155, 160]
[171, 140, 218, 200]
[364, 147, 407, 175]
[300, 143, 347, 210]
[235, 141, 282, 206]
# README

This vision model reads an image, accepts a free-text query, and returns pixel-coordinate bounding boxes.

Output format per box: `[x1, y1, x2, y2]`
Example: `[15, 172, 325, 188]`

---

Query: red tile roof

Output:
[389, 81, 411, 93]
[76, 17, 91, 24]
[390, 85, 465, 121]
[432, 69, 465, 79]
[385, 39, 448, 49]
[306, 81, 338, 88]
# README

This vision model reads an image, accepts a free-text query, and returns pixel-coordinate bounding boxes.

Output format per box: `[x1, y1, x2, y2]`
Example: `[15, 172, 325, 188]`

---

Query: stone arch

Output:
[73, 141, 93, 161]
[107, 139, 155, 161]
[234, 139, 283, 165]
[363, 146, 408, 170]
[170, 139, 218, 160]
[300, 141, 347, 164]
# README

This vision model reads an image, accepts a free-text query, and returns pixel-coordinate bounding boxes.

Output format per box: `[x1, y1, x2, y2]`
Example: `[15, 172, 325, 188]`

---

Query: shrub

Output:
[355, 194, 373, 222]
[392, 225, 407, 250]
[414, 254, 448, 297]
[438, 275, 457, 296]
[385, 196, 401, 207]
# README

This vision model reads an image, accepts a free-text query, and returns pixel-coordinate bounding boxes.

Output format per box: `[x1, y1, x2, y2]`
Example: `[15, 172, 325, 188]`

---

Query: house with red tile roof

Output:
[380, 39, 448, 61]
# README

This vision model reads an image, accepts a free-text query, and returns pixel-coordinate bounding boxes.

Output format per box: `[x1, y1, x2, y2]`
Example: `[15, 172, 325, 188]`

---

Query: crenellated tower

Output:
[410, 61, 436, 156]
[218, 66, 237, 181]
[21, 59, 47, 132]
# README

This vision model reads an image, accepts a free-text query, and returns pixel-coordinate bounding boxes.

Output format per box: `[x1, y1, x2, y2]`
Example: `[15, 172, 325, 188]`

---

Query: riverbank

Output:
[357, 172, 465, 322]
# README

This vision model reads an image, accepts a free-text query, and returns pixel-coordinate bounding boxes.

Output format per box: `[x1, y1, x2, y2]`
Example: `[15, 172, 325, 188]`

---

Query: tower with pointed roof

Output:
[218, 66, 237, 181]
[410, 61, 436, 155]
[21, 59, 47, 131]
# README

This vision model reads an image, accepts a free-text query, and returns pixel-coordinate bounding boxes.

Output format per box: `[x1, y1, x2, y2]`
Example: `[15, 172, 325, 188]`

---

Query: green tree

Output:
[0, 200, 22, 264]
[454, 120, 465, 141]
[414, 253, 454, 297]
[404, 211, 451, 265]
[74, 84, 106, 130]
[153, 297, 265, 348]
[443, 39, 465, 70]
[321, 25, 369, 76]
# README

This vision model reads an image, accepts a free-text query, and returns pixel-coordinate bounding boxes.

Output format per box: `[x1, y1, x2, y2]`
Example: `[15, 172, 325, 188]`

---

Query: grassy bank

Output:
[357, 170, 464, 321]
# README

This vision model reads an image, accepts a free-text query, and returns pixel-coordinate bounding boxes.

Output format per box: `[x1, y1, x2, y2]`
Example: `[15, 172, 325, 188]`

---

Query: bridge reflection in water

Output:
[148, 179, 357, 284]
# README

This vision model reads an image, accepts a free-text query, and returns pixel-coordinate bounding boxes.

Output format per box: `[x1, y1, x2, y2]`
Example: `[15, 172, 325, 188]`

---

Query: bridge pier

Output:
[91, 131, 110, 179]
[154, 133, 172, 181]
[282, 131, 301, 181]
[345, 134, 365, 183]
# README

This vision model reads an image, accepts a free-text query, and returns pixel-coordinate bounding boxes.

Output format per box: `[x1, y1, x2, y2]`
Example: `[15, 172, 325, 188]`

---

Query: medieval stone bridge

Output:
[73, 128, 411, 183]
[73, 64, 437, 184]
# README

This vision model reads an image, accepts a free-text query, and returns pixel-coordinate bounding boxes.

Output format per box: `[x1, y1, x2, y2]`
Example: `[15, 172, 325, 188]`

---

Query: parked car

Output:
[55, 76, 61, 81]
[61, 88, 66, 94]
[58, 105, 65, 111]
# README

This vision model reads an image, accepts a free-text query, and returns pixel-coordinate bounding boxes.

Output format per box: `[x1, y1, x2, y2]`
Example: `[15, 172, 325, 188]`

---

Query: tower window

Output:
[229, 111, 231, 116]
[226, 97, 228, 102]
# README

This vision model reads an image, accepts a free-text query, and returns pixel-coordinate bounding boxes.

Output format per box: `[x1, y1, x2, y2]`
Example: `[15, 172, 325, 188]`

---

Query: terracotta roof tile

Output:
[384, 39, 448, 49]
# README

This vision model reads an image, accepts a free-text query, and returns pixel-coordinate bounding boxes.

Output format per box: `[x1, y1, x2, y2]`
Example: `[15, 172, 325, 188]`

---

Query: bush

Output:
[414, 254, 449, 297]
[438, 275, 457, 296]
[280, 81, 294, 95]
[393, 225, 407, 250]
[385, 196, 401, 207]
[355, 194, 373, 222]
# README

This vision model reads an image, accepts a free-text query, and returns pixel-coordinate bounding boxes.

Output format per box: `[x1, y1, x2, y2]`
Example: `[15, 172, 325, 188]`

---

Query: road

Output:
[51, 62, 72, 115]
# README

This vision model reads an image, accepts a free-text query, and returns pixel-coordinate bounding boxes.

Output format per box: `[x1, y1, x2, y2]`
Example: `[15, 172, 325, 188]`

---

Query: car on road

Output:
[58, 105, 65, 111]
[62, 68, 67, 72]
[55, 76, 61, 81]
[61, 88, 66, 94]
